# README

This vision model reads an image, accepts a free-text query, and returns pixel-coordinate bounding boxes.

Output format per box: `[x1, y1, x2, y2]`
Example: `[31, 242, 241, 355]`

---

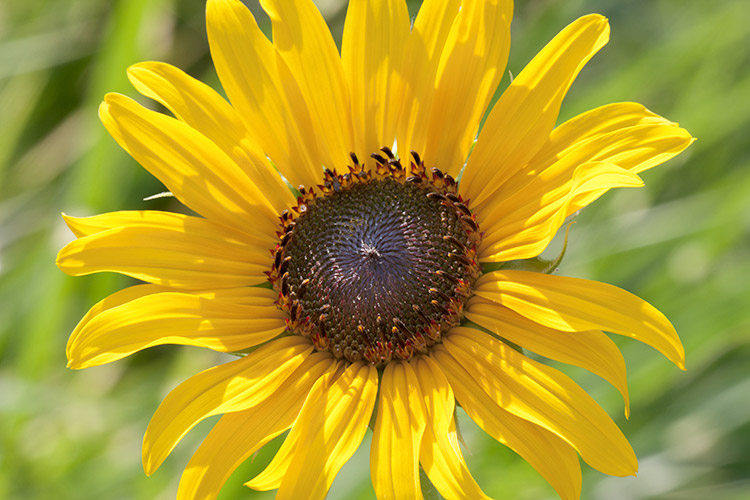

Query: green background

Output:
[1, 0, 748, 498]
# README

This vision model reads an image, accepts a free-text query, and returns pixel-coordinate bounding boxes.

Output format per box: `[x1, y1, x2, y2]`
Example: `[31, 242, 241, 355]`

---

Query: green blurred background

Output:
[1, 0, 748, 498]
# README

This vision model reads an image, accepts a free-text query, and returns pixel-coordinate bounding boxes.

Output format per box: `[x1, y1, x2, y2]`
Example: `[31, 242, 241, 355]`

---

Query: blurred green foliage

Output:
[0, 0, 748, 499]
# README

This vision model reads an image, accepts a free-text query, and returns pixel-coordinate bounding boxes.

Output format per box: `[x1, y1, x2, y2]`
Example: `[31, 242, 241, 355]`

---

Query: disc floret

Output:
[268, 149, 482, 366]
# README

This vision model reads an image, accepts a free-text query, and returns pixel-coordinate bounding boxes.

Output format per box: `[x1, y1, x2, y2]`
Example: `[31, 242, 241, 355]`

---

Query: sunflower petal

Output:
[143, 336, 312, 475]
[475, 270, 686, 368]
[61, 210, 271, 246]
[424, 0, 513, 176]
[532, 102, 692, 174]
[415, 356, 491, 500]
[176, 352, 334, 500]
[243, 416, 302, 491]
[245, 361, 347, 491]
[478, 161, 643, 261]
[259, 0, 353, 168]
[342, 0, 410, 160]
[65, 282, 276, 359]
[462, 14, 610, 206]
[466, 298, 630, 417]
[275, 362, 378, 500]
[396, 0, 461, 161]
[57, 211, 272, 289]
[443, 328, 637, 476]
[206, 0, 325, 188]
[476, 106, 694, 225]
[434, 344, 582, 500]
[126, 61, 246, 155]
[99, 93, 279, 233]
[127, 61, 296, 214]
[66, 291, 285, 369]
[371, 361, 426, 499]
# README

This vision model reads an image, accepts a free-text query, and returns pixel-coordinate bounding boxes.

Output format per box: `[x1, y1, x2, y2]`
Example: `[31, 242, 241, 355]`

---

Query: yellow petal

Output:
[66, 291, 285, 369]
[206, 0, 325, 188]
[475, 270, 686, 369]
[466, 297, 630, 417]
[415, 356, 492, 500]
[65, 284, 163, 357]
[185, 286, 280, 307]
[99, 93, 279, 234]
[61, 210, 271, 246]
[126, 61, 245, 155]
[396, 0, 461, 161]
[444, 328, 638, 476]
[424, 0, 513, 176]
[127, 61, 296, 215]
[371, 361, 426, 500]
[477, 104, 694, 225]
[531, 102, 690, 173]
[461, 14, 610, 206]
[243, 413, 303, 491]
[433, 344, 582, 500]
[245, 361, 347, 491]
[143, 336, 312, 475]
[342, 0, 410, 160]
[421, 418, 492, 500]
[478, 162, 643, 261]
[259, 0, 354, 169]
[57, 211, 272, 289]
[565, 125, 694, 213]
[177, 352, 334, 500]
[414, 356, 453, 431]
[275, 362, 378, 500]
[65, 282, 277, 360]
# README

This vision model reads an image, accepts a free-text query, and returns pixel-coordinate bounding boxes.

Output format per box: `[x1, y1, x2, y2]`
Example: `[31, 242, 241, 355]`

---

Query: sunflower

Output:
[57, 0, 694, 498]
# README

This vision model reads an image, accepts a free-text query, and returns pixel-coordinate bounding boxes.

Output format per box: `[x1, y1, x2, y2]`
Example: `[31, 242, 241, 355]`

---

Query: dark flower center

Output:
[269, 150, 481, 365]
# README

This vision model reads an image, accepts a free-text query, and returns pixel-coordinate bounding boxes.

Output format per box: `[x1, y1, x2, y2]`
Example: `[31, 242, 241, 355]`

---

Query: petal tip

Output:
[142, 441, 158, 476]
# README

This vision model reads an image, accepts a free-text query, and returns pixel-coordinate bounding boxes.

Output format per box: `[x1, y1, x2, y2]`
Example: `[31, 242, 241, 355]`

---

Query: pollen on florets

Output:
[267, 149, 482, 366]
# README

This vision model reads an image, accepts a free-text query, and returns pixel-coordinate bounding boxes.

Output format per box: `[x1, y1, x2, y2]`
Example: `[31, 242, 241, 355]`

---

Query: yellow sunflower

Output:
[57, 0, 694, 498]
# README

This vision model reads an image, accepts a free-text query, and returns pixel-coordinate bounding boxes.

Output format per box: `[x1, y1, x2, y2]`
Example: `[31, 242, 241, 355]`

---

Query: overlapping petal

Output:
[433, 343, 582, 500]
[66, 288, 285, 369]
[371, 361, 426, 499]
[143, 336, 313, 475]
[475, 270, 686, 368]
[342, 0, 410, 160]
[478, 161, 643, 261]
[396, 0, 461, 163]
[99, 93, 279, 234]
[176, 352, 335, 500]
[414, 356, 491, 500]
[474, 103, 694, 229]
[466, 297, 630, 416]
[423, 0, 513, 176]
[274, 362, 378, 500]
[127, 61, 295, 214]
[244, 361, 376, 495]
[206, 0, 325, 188]
[57, 211, 272, 289]
[528, 102, 693, 178]
[443, 328, 638, 476]
[462, 14, 610, 206]
[259, 0, 354, 168]
[242, 365, 348, 492]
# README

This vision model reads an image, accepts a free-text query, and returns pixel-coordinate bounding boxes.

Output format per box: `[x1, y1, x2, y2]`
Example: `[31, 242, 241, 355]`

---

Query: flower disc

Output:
[269, 151, 482, 365]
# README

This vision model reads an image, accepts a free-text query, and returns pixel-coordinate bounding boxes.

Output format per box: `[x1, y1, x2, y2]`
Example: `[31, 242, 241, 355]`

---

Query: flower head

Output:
[57, 0, 693, 498]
